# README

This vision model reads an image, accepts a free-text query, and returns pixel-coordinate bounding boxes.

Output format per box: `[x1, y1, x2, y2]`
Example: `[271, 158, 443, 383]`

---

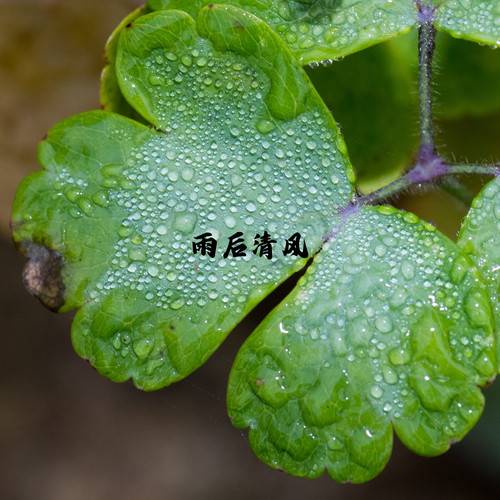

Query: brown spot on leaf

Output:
[20, 242, 65, 311]
[254, 378, 264, 387]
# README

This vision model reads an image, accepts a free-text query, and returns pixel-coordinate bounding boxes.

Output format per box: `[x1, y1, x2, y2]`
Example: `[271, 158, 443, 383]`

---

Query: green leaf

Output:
[436, 0, 500, 47]
[11, 8, 354, 390]
[146, 0, 419, 64]
[457, 177, 500, 366]
[101, 5, 150, 119]
[307, 32, 418, 193]
[228, 206, 496, 482]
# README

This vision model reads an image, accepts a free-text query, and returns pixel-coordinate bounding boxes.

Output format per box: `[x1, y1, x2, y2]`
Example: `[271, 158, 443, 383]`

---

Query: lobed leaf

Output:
[435, 0, 500, 47]
[228, 206, 496, 482]
[11, 8, 354, 390]
[457, 176, 500, 366]
[146, 0, 419, 64]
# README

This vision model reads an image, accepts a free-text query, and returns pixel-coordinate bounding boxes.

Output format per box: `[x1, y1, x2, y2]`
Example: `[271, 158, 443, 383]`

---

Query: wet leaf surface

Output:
[229, 206, 496, 482]
[12, 8, 353, 390]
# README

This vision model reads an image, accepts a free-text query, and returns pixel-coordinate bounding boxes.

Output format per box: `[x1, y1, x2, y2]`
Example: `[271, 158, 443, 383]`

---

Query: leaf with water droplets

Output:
[11, 8, 354, 389]
[228, 206, 496, 482]
[457, 176, 500, 367]
[435, 0, 500, 48]
[101, 5, 150, 120]
[145, 0, 418, 64]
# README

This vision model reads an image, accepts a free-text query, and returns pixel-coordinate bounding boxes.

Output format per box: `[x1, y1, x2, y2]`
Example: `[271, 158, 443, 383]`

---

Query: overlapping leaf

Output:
[12, 7, 354, 390]
[228, 206, 496, 482]
[146, 0, 418, 64]
[436, 0, 500, 47]
[101, 5, 149, 119]
[103, 2, 420, 115]
[458, 177, 500, 364]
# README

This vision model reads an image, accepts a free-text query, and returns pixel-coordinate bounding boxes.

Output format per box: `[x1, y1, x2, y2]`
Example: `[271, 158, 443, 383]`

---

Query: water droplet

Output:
[389, 347, 410, 365]
[401, 261, 415, 280]
[256, 119, 275, 134]
[78, 198, 93, 216]
[224, 215, 237, 229]
[382, 365, 398, 384]
[464, 289, 492, 328]
[148, 74, 162, 86]
[129, 248, 146, 262]
[147, 265, 159, 277]
[156, 225, 168, 236]
[375, 315, 393, 333]
[169, 298, 184, 310]
[375, 244, 387, 257]
[173, 212, 197, 234]
[181, 167, 194, 181]
[92, 190, 109, 207]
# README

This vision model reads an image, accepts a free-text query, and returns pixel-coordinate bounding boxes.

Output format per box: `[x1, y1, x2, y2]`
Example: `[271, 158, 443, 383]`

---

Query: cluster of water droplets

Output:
[458, 177, 500, 314]
[436, 0, 500, 46]
[81, 39, 353, 323]
[238, 206, 496, 465]
[269, 0, 416, 59]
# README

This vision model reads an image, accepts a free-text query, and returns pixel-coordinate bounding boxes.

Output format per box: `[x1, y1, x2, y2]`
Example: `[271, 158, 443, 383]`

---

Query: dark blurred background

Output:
[2, 1, 500, 499]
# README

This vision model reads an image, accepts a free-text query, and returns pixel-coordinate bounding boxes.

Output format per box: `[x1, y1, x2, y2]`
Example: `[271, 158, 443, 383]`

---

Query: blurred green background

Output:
[2, 1, 500, 499]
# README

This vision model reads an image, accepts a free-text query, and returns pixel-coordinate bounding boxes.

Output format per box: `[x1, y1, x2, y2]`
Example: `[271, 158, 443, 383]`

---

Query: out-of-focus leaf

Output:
[434, 31, 500, 119]
[307, 32, 418, 193]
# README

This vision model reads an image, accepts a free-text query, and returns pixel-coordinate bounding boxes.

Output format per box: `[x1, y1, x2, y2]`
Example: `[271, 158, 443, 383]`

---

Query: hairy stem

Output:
[338, 0, 500, 216]
[445, 163, 500, 176]
[416, 1, 437, 159]
[356, 176, 412, 206]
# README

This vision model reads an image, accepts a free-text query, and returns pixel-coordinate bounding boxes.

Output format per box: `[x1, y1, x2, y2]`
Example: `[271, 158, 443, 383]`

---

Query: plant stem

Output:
[445, 163, 500, 176]
[416, 1, 437, 160]
[337, 0, 500, 217]
[357, 176, 411, 206]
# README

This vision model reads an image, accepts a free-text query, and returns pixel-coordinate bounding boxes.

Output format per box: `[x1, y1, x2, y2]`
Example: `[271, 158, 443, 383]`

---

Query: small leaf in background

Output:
[228, 206, 496, 482]
[307, 32, 418, 193]
[435, 0, 500, 47]
[146, 0, 418, 64]
[11, 8, 354, 390]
